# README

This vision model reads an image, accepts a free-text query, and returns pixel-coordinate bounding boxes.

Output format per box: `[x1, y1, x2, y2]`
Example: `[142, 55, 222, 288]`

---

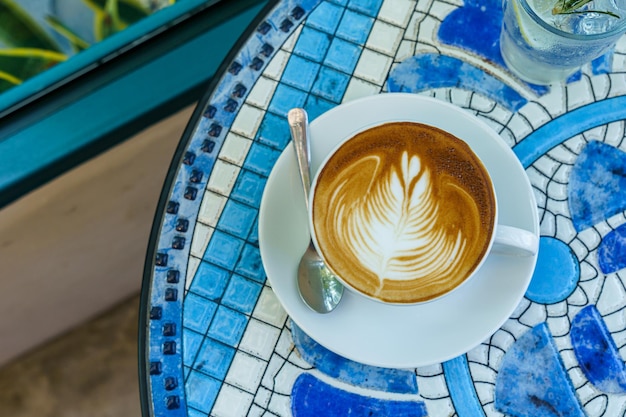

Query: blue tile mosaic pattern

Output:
[568, 141, 626, 232]
[143, 0, 626, 415]
[495, 323, 585, 417]
[291, 373, 428, 417]
[525, 237, 580, 304]
[571, 305, 626, 394]
[598, 223, 626, 274]
[291, 324, 418, 394]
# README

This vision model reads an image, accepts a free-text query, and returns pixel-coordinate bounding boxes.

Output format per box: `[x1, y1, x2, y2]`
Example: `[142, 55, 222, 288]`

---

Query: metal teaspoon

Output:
[287, 108, 344, 314]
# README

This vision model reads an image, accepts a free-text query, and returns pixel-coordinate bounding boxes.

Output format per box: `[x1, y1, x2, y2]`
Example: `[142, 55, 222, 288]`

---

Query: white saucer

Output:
[258, 93, 539, 369]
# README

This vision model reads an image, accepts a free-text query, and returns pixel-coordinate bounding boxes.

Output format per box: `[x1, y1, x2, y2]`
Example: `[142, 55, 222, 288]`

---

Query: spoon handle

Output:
[288, 108, 311, 211]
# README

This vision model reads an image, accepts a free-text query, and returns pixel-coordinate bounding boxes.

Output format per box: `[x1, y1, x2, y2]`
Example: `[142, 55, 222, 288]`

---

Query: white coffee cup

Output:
[308, 120, 538, 305]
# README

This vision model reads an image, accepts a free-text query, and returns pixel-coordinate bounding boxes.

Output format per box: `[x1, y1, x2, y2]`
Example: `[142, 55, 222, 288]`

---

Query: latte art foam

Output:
[312, 122, 496, 303]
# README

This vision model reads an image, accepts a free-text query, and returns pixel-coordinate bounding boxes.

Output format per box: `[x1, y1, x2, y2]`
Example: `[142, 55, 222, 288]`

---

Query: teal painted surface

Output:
[0, 0, 213, 114]
[0, 0, 266, 203]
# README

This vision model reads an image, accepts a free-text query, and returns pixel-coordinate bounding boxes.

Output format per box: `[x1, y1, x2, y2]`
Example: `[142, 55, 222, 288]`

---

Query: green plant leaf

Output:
[0, 48, 67, 81]
[44, 15, 91, 52]
[0, 70, 22, 92]
[0, 0, 62, 51]
[84, 0, 150, 26]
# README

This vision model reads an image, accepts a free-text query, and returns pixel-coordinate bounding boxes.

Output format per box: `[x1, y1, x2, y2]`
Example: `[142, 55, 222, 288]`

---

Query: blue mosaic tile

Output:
[188, 409, 208, 417]
[222, 274, 263, 315]
[294, 26, 332, 62]
[282, 55, 321, 91]
[513, 96, 626, 169]
[243, 141, 283, 177]
[185, 371, 221, 414]
[291, 325, 418, 394]
[189, 261, 231, 301]
[202, 230, 245, 270]
[268, 84, 309, 118]
[304, 95, 337, 121]
[207, 305, 248, 347]
[598, 223, 626, 274]
[291, 373, 428, 416]
[183, 328, 204, 367]
[324, 37, 361, 74]
[306, 1, 344, 34]
[525, 237, 580, 304]
[347, 0, 383, 17]
[249, 217, 259, 245]
[230, 169, 268, 207]
[192, 337, 235, 379]
[438, 0, 503, 67]
[257, 112, 290, 150]
[592, 51, 613, 74]
[443, 356, 484, 416]
[494, 323, 584, 417]
[571, 305, 626, 394]
[436, 0, 550, 95]
[329, 0, 348, 6]
[235, 243, 266, 283]
[335, 9, 373, 44]
[568, 141, 626, 232]
[388, 54, 528, 112]
[216, 200, 257, 239]
[183, 293, 218, 334]
[312, 66, 349, 102]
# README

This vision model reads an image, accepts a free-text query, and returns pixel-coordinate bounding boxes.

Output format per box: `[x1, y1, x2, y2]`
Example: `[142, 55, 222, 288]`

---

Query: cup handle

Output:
[492, 225, 539, 257]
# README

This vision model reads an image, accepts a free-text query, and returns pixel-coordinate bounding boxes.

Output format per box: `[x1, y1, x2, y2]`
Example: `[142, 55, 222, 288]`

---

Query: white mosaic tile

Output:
[353, 48, 392, 85]
[343, 77, 381, 102]
[231, 104, 264, 139]
[590, 73, 611, 100]
[247, 405, 264, 417]
[262, 354, 287, 388]
[415, 0, 434, 13]
[609, 73, 626, 97]
[254, 386, 272, 408]
[252, 287, 289, 328]
[198, 190, 227, 227]
[239, 318, 282, 360]
[429, 0, 458, 20]
[377, 0, 416, 27]
[517, 101, 552, 130]
[366, 20, 403, 56]
[211, 384, 254, 417]
[603, 121, 626, 147]
[186, 256, 201, 290]
[566, 78, 594, 110]
[247, 77, 278, 110]
[263, 49, 290, 81]
[416, 15, 440, 44]
[596, 274, 626, 314]
[219, 133, 252, 166]
[395, 39, 416, 62]
[206, 160, 240, 196]
[190, 222, 214, 259]
[267, 393, 291, 417]
[226, 351, 267, 393]
[469, 93, 495, 113]
[507, 112, 534, 142]
[274, 327, 296, 359]
[281, 24, 302, 53]
[404, 11, 422, 41]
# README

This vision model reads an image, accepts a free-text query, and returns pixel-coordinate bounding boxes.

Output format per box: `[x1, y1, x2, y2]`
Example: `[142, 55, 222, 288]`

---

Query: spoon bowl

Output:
[288, 108, 344, 314]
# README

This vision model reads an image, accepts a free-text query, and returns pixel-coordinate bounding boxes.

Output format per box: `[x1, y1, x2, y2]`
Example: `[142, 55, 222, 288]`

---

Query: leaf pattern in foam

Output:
[337, 151, 466, 292]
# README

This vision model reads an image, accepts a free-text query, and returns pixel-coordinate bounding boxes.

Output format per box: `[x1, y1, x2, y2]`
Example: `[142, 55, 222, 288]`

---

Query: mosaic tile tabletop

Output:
[141, 0, 626, 415]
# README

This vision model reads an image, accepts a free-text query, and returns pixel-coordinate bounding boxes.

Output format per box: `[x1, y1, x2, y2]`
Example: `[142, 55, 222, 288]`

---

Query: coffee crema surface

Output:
[312, 122, 496, 303]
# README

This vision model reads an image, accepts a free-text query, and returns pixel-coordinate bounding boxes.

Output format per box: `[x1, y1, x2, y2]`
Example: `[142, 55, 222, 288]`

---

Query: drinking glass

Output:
[500, 0, 626, 85]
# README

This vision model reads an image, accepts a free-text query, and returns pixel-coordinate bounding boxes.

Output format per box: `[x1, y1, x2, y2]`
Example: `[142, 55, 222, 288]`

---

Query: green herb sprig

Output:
[552, 0, 620, 18]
